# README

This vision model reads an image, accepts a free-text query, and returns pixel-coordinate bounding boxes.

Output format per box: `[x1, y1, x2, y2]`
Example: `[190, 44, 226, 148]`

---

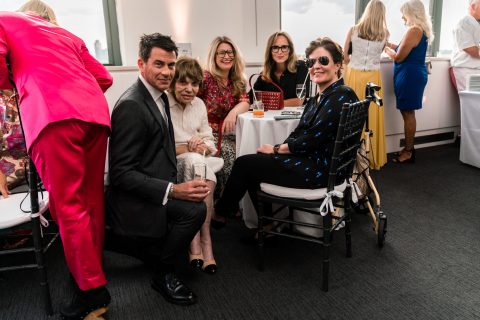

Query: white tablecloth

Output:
[236, 109, 301, 228]
[459, 91, 480, 168]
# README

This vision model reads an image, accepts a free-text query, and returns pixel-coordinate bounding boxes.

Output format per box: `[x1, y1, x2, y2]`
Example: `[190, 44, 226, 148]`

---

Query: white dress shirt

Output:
[451, 15, 480, 69]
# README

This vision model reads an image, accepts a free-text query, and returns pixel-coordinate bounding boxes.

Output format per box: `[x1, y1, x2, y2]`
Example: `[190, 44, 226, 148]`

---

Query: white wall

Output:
[115, 0, 280, 66]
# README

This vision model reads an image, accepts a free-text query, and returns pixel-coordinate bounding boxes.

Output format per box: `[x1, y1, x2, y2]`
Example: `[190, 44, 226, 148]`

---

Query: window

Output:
[281, 0, 356, 57]
[381, 0, 431, 46]
[438, 0, 468, 57]
[0, 0, 120, 65]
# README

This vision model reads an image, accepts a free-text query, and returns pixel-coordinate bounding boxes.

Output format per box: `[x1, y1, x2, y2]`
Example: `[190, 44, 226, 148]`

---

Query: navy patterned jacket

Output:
[273, 78, 358, 188]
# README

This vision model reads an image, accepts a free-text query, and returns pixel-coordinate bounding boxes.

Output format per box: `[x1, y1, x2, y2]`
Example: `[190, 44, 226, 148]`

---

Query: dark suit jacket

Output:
[105, 79, 177, 238]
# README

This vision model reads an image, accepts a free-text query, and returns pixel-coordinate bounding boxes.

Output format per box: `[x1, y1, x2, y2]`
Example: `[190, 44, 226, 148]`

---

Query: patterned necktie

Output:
[160, 92, 175, 144]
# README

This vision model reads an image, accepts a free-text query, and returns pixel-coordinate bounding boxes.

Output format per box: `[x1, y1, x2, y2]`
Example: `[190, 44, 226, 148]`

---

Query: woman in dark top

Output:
[215, 38, 358, 217]
[249, 31, 309, 106]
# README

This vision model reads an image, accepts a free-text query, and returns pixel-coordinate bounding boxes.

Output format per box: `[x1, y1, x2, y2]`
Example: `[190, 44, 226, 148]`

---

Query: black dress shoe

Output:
[152, 273, 197, 306]
[60, 286, 111, 320]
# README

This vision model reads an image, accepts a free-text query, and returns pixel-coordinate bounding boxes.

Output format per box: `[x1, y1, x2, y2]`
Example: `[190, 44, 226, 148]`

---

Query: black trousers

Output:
[106, 199, 205, 272]
[215, 153, 323, 216]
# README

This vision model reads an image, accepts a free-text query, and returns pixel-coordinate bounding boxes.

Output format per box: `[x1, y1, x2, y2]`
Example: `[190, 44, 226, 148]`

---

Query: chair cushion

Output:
[260, 180, 347, 200]
[0, 192, 49, 229]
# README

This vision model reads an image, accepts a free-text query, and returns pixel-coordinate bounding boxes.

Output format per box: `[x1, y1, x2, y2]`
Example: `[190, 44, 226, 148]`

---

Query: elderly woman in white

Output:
[167, 57, 223, 274]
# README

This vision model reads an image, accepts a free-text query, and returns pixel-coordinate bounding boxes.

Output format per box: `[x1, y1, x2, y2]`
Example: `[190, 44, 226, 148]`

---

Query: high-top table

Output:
[235, 109, 302, 228]
[459, 91, 480, 168]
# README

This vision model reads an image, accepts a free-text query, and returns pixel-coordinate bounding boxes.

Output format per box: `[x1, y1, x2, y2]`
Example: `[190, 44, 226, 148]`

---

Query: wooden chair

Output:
[256, 88, 375, 292]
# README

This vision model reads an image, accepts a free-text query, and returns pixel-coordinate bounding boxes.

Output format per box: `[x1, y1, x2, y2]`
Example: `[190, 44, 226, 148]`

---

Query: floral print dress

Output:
[197, 71, 249, 195]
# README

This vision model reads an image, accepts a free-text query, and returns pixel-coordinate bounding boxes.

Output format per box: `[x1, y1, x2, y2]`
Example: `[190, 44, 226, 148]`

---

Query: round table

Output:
[235, 108, 302, 228]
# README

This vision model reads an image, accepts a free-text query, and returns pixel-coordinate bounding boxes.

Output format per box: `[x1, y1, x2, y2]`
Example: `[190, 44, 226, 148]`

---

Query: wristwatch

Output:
[273, 144, 281, 154]
[168, 184, 175, 199]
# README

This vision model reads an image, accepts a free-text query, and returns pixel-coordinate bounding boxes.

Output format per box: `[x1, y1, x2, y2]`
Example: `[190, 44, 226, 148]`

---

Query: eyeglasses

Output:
[271, 45, 290, 53]
[216, 50, 235, 58]
[305, 56, 330, 68]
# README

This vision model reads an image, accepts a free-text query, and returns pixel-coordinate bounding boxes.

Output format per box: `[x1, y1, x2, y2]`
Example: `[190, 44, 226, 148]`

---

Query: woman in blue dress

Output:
[385, 0, 434, 163]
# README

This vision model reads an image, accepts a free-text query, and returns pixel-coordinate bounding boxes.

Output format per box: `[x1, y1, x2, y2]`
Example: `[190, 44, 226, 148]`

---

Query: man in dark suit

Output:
[105, 33, 209, 306]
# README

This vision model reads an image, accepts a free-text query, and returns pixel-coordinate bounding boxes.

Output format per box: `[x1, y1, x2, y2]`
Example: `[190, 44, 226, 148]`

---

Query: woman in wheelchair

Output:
[214, 38, 359, 219]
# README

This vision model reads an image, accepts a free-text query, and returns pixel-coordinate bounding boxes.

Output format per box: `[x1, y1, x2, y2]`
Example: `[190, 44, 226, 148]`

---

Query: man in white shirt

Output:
[451, 0, 480, 91]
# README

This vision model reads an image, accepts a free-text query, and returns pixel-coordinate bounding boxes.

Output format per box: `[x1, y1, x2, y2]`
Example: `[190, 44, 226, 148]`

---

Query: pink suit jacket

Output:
[0, 12, 112, 150]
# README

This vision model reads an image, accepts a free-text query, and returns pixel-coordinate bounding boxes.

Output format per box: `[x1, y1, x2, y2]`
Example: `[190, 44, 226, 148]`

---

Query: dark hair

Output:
[169, 57, 204, 93]
[305, 37, 344, 77]
[139, 33, 178, 62]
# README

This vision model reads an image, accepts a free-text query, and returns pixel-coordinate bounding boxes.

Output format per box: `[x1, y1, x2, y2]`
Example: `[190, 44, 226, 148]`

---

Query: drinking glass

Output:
[296, 84, 306, 99]
[253, 100, 265, 118]
[193, 162, 207, 181]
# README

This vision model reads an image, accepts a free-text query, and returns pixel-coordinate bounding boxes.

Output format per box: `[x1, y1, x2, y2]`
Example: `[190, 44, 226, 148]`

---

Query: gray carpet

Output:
[1, 144, 480, 320]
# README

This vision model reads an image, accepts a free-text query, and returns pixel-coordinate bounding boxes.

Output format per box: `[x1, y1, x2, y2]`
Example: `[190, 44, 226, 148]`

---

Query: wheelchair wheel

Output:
[377, 212, 387, 248]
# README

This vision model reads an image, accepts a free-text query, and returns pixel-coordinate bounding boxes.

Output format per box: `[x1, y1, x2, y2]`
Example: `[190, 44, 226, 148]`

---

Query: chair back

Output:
[327, 100, 370, 191]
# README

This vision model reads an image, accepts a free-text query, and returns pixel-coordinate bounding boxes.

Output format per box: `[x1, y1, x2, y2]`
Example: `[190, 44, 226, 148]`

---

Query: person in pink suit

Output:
[0, 1, 113, 318]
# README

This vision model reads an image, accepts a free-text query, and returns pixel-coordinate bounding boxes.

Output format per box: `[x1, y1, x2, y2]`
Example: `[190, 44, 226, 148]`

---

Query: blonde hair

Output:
[261, 31, 298, 83]
[401, 0, 434, 43]
[355, 0, 389, 41]
[205, 36, 246, 98]
[18, 0, 58, 25]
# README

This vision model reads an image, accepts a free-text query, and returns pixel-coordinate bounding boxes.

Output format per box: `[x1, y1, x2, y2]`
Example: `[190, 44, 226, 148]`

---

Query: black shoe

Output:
[189, 259, 204, 269]
[202, 262, 218, 275]
[392, 148, 415, 164]
[60, 286, 111, 320]
[152, 273, 197, 306]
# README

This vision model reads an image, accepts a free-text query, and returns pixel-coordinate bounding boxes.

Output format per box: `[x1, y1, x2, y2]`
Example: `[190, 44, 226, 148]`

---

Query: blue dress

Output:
[393, 34, 428, 110]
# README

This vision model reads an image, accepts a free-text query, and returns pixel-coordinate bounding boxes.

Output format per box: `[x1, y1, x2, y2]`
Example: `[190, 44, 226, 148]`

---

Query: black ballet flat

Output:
[189, 259, 204, 269]
[392, 149, 415, 164]
[202, 261, 217, 275]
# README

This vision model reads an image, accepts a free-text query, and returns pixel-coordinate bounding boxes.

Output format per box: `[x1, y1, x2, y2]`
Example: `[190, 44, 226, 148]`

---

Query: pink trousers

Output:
[30, 120, 109, 290]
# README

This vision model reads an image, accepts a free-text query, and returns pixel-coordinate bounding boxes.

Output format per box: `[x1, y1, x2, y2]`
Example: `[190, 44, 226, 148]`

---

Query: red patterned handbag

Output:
[249, 74, 284, 110]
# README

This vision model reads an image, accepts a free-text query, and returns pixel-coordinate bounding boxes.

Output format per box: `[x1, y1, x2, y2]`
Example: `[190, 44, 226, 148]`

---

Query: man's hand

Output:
[172, 180, 209, 202]
[187, 136, 210, 154]
[0, 172, 10, 198]
[257, 144, 274, 154]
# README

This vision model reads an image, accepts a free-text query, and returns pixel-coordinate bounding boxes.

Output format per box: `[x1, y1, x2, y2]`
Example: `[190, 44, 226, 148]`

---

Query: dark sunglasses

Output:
[305, 56, 330, 68]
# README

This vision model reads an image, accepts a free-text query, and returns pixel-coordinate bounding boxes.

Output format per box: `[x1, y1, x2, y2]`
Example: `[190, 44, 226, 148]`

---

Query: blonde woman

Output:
[385, 0, 433, 163]
[344, 0, 389, 169]
[249, 31, 309, 106]
[198, 36, 249, 227]
[17, 0, 58, 25]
